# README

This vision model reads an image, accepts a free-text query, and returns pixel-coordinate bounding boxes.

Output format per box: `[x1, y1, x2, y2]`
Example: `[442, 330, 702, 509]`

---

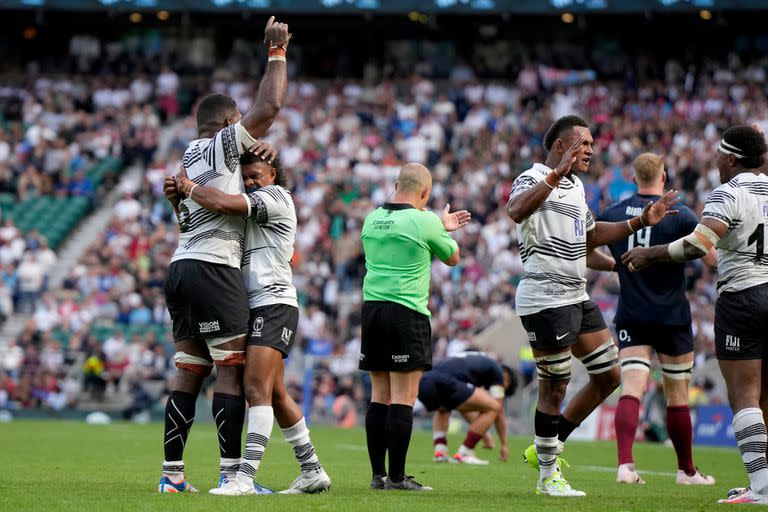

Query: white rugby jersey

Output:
[701, 172, 768, 294]
[510, 163, 595, 315]
[242, 185, 298, 308]
[171, 122, 258, 269]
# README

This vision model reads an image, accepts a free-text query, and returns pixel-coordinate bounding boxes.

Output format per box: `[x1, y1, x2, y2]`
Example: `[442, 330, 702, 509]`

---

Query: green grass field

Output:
[0, 420, 745, 511]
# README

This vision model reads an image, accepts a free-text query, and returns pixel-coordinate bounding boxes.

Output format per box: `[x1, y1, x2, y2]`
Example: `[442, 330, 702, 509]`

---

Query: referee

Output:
[360, 163, 470, 491]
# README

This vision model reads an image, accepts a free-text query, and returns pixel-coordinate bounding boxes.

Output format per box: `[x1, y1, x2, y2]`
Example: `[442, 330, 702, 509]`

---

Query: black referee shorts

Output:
[165, 259, 249, 342]
[359, 301, 432, 372]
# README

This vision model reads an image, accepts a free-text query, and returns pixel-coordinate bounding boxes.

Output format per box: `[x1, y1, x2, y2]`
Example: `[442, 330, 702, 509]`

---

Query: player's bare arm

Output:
[586, 247, 616, 272]
[239, 16, 290, 139]
[621, 217, 726, 272]
[173, 166, 249, 216]
[587, 190, 680, 249]
[494, 403, 509, 462]
[165, 142, 278, 217]
[506, 136, 583, 223]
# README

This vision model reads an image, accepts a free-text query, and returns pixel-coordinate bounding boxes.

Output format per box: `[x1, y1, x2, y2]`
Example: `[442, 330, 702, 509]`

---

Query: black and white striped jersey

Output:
[510, 163, 595, 315]
[701, 172, 768, 294]
[242, 185, 298, 308]
[171, 122, 257, 269]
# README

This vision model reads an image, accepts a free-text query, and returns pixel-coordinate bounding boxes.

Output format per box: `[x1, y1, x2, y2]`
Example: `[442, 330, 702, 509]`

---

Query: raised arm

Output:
[506, 136, 583, 223]
[587, 190, 680, 249]
[239, 16, 290, 139]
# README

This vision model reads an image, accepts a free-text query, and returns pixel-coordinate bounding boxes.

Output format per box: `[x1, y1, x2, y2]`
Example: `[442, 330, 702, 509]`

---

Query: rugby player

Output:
[418, 352, 516, 465]
[506, 115, 678, 496]
[157, 16, 289, 493]
[597, 153, 715, 485]
[622, 125, 768, 505]
[168, 146, 331, 495]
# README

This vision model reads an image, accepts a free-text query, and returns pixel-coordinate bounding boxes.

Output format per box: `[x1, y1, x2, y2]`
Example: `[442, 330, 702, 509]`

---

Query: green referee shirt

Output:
[361, 203, 459, 317]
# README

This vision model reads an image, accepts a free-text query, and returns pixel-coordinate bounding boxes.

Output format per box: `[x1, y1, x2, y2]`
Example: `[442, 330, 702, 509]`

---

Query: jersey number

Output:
[748, 223, 765, 262]
[627, 227, 651, 250]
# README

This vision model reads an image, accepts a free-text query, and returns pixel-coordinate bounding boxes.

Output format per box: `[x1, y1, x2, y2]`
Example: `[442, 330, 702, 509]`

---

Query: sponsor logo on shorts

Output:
[281, 327, 293, 345]
[252, 317, 264, 338]
[555, 332, 570, 341]
[725, 334, 740, 352]
[527, 331, 537, 343]
[392, 354, 410, 363]
[199, 320, 220, 334]
[359, 353, 365, 361]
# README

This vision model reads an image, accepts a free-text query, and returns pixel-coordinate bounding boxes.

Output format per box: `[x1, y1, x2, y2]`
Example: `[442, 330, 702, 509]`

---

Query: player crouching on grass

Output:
[418, 351, 516, 465]
[166, 143, 331, 496]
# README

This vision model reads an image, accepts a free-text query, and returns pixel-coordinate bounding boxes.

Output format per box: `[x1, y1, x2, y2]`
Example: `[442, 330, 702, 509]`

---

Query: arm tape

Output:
[668, 223, 719, 262]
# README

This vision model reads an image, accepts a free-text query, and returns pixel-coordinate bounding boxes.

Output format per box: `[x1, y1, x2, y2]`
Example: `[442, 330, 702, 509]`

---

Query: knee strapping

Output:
[621, 357, 651, 374]
[579, 340, 619, 374]
[535, 352, 572, 380]
[174, 352, 213, 377]
[208, 344, 245, 366]
[661, 361, 693, 380]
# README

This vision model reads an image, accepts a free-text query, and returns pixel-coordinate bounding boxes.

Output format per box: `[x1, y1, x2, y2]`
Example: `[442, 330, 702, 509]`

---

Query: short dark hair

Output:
[501, 364, 517, 397]
[196, 93, 237, 132]
[722, 125, 767, 169]
[240, 152, 287, 188]
[543, 115, 589, 152]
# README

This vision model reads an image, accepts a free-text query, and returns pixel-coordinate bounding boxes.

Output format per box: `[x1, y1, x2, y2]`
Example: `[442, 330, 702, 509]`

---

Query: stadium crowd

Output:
[2, 47, 768, 418]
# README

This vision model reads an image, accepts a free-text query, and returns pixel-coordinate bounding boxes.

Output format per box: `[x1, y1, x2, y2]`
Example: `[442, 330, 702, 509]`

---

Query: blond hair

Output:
[633, 153, 664, 185]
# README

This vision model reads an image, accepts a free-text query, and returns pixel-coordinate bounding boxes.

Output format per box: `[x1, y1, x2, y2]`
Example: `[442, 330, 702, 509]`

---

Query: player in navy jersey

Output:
[622, 126, 768, 505]
[596, 153, 716, 486]
[418, 352, 516, 465]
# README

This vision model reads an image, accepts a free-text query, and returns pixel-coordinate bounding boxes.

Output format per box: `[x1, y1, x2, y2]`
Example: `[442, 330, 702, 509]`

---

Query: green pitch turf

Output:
[0, 420, 744, 511]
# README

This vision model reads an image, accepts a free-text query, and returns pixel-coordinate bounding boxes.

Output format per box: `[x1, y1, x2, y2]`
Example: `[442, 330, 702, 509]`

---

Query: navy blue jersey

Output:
[598, 194, 698, 326]
[431, 353, 503, 389]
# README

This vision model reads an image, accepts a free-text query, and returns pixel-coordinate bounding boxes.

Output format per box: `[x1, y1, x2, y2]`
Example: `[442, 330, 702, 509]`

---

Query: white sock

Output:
[236, 406, 273, 484]
[282, 417, 322, 475]
[433, 431, 448, 453]
[220, 457, 240, 479]
[162, 460, 184, 480]
[535, 436, 559, 480]
[734, 408, 768, 494]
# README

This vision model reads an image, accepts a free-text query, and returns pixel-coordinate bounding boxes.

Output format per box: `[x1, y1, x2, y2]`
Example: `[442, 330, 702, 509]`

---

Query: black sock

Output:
[212, 392, 246, 473]
[386, 404, 414, 483]
[534, 409, 560, 438]
[163, 390, 197, 464]
[365, 402, 389, 477]
[557, 414, 580, 443]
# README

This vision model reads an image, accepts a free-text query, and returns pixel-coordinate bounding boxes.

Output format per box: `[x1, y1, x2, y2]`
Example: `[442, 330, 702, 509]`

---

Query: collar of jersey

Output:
[382, 202, 416, 211]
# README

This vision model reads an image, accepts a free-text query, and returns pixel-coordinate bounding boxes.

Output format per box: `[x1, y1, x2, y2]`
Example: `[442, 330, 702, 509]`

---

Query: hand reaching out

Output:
[441, 204, 471, 232]
[640, 189, 680, 226]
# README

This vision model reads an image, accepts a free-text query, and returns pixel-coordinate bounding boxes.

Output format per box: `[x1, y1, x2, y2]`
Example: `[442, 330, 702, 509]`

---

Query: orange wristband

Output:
[268, 46, 287, 62]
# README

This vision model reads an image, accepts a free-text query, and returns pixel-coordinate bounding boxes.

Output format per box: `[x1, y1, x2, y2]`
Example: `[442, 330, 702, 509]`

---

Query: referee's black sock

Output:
[385, 404, 414, 483]
[365, 402, 389, 477]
